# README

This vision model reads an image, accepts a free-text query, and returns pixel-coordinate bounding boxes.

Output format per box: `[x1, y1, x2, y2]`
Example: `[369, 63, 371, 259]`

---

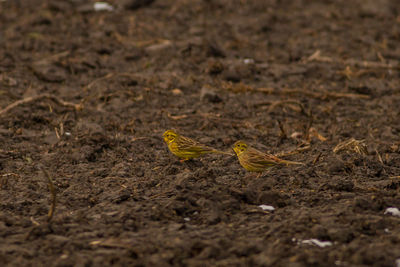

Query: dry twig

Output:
[40, 166, 57, 222]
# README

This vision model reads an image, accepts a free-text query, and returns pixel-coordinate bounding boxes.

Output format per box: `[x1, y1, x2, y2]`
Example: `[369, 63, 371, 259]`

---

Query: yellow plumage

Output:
[163, 130, 231, 160]
[232, 140, 303, 172]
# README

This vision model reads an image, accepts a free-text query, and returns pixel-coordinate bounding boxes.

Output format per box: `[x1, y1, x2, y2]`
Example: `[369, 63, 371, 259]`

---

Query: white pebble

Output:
[301, 239, 332, 248]
[258, 205, 275, 211]
[243, 58, 254, 64]
[94, 2, 114, 11]
[384, 207, 400, 217]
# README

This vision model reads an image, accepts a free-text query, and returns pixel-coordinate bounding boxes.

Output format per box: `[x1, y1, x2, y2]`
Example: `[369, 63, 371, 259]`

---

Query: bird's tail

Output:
[279, 159, 304, 166]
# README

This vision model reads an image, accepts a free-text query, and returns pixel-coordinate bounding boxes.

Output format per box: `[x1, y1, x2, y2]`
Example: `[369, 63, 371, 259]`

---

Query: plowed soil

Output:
[1, 0, 400, 266]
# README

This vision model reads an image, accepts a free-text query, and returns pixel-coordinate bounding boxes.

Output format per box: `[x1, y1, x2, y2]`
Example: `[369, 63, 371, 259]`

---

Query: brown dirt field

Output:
[1, 0, 400, 266]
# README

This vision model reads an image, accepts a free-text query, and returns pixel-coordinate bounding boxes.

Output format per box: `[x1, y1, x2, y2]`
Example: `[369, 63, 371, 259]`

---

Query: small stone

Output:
[171, 88, 183, 95]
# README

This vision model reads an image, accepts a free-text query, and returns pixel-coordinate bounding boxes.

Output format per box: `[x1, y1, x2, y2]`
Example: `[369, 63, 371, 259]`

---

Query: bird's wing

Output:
[245, 148, 281, 166]
[177, 136, 214, 152]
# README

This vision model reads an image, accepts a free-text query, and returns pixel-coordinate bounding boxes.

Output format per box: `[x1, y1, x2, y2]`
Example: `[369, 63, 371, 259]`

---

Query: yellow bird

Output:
[163, 130, 232, 160]
[232, 140, 304, 173]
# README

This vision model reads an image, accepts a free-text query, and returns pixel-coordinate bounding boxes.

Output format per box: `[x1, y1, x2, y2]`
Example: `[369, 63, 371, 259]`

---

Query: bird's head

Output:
[233, 140, 248, 155]
[163, 130, 178, 144]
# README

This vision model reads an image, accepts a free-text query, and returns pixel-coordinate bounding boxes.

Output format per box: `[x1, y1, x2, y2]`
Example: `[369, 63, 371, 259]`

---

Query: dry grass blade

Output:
[302, 110, 314, 142]
[306, 50, 400, 70]
[274, 144, 311, 158]
[309, 127, 327, 142]
[30, 216, 40, 226]
[277, 119, 287, 143]
[40, 166, 57, 222]
[255, 87, 370, 100]
[220, 81, 369, 100]
[167, 113, 188, 120]
[0, 94, 82, 117]
[374, 148, 384, 165]
[333, 138, 368, 155]
[90, 238, 132, 249]
[312, 152, 322, 165]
